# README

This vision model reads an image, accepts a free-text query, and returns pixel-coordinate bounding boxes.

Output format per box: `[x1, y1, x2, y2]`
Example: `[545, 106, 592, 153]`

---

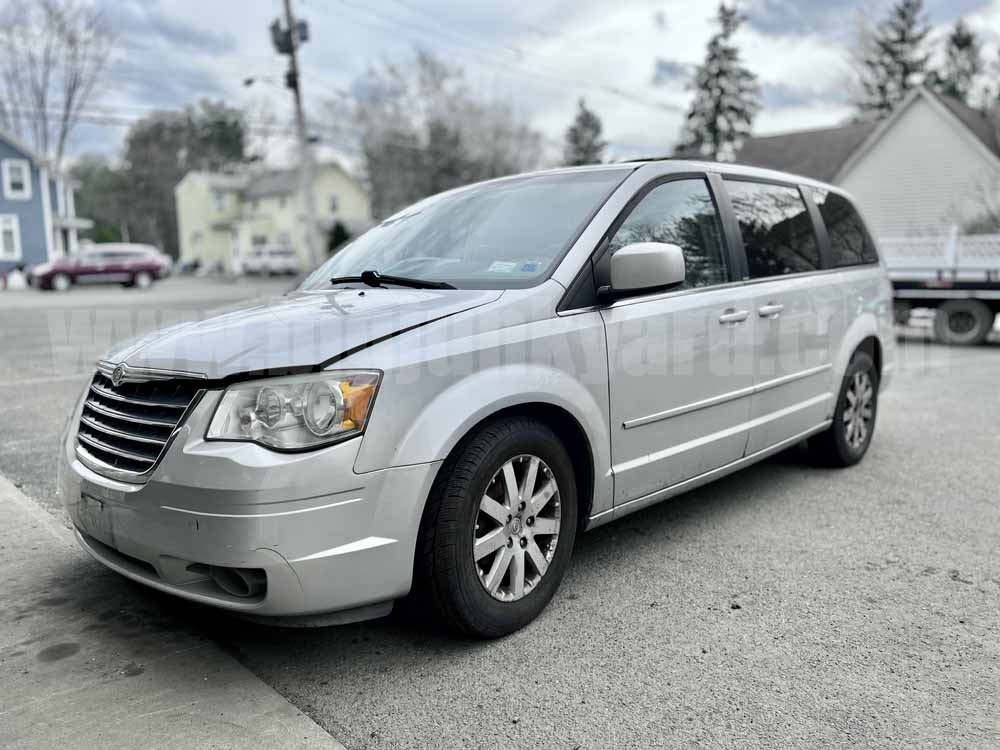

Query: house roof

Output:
[243, 162, 349, 199]
[930, 89, 1000, 157]
[0, 126, 46, 165]
[734, 87, 1000, 183]
[735, 121, 878, 183]
[243, 168, 298, 199]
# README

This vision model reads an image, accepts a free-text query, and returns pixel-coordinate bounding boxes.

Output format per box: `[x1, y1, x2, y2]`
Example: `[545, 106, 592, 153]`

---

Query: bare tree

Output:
[345, 50, 543, 219]
[0, 0, 113, 170]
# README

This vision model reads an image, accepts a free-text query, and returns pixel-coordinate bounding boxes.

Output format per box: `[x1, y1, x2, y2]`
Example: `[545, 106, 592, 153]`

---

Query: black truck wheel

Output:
[933, 300, 994, 345]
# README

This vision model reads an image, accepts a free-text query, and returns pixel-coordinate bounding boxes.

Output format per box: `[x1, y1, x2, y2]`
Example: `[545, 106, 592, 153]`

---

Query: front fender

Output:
[357, 363, 614, 518]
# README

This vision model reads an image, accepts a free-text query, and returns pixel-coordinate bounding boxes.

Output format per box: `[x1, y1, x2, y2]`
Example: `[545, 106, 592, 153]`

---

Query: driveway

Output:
[1, 280, 997, 748]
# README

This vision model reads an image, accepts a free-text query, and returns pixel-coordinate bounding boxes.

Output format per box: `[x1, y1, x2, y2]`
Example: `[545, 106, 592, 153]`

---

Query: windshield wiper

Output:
[329, 269, 455, 290]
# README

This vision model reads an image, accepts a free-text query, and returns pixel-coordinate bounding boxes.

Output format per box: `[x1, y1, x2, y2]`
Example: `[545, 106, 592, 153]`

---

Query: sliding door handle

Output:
[757, 303, 784, 318]
[718, 309, 750, 324]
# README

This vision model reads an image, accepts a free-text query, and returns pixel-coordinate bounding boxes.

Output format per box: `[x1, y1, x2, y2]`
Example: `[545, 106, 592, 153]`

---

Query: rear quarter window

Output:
[725, 180, 821, 278]
[811, 189, 879, 266]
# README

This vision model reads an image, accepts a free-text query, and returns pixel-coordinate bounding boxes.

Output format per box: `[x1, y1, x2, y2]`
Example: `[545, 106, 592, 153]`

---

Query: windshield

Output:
[301, 169, 629, 290]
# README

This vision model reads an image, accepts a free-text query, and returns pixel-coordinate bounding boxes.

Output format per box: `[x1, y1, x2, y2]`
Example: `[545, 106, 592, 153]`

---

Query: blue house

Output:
[0, 128, 92, 273]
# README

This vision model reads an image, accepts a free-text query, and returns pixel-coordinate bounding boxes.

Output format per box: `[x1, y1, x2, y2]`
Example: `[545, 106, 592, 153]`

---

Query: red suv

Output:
[31, 245, 171, 291]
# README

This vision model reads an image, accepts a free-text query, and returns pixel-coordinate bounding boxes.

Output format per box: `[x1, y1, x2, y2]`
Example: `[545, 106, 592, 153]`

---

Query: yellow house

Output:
[174, 162, 371, 271]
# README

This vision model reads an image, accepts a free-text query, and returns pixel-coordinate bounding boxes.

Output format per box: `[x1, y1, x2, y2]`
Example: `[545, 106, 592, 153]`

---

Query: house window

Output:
[252, 234, 268, 248]
[2, 159, 31, 200]
[279, 196, 286, 209]
[329, 195, 338, 213]
[212, 190, 226, 212]
[0, 215, 22, 260]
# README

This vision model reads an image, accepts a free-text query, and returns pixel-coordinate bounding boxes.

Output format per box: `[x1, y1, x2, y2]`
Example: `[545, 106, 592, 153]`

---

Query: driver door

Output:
[600, 176, 756, 506]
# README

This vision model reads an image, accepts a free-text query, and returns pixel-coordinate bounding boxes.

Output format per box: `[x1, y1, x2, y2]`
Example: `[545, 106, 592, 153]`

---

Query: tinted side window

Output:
[812, 189, 878, 266]
[606, 178, 728, 289]
[725, 180, 820, 278]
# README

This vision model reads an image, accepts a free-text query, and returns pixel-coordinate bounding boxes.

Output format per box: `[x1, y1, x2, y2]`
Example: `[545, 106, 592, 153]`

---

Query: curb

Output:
[0, 473, 348, 750]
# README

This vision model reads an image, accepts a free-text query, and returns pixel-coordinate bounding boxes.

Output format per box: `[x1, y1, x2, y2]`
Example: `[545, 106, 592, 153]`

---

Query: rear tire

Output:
[933, 300, 993, 345]
[51, 273, 71, 292]
[417, 417, 577, 638]
[806, 350, 878, 468]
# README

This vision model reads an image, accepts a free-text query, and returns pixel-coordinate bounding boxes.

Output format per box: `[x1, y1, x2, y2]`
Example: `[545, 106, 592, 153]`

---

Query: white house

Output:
[0, 128, 92, 273]
[174, 162, 372, 272]
[736, 87, 1000, 240]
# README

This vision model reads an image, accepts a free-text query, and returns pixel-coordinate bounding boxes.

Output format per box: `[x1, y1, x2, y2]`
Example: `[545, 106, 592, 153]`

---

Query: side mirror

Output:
[603, 242, 686, 299]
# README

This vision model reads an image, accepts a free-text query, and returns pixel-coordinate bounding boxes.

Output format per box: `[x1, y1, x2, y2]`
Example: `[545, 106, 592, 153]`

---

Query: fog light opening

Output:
[209, 566, 266, 598]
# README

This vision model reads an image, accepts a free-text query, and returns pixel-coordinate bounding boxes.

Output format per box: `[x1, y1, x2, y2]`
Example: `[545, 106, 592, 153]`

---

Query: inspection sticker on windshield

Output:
[488, 261, 517, 273]
[520, 261, 540, 272]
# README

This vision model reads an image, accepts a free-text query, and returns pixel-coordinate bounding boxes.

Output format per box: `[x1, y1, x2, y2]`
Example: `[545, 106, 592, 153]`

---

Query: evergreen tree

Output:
[675, 4, 759, 162]
[931, 20, 983, 105]
[857, 0, 931, 119]
[563, 98, 607, 165]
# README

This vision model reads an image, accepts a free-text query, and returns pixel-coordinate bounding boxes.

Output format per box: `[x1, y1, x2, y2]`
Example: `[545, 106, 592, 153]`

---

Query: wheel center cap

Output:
[510, 517, 523, 536]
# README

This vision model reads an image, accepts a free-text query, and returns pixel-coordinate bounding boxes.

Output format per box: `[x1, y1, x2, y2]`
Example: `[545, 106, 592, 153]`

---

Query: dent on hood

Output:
[100, 288, 503, 380]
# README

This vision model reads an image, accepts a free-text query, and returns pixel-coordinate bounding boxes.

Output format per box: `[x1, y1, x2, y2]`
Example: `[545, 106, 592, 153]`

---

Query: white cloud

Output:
[70, 0, 996, 165]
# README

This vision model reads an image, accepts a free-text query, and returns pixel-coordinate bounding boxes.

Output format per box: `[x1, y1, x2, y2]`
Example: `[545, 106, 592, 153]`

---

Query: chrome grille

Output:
[76, 369, 202, 478]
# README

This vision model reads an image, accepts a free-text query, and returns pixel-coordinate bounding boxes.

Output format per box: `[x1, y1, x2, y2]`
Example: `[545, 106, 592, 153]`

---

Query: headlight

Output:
[206, 371, 381, 450]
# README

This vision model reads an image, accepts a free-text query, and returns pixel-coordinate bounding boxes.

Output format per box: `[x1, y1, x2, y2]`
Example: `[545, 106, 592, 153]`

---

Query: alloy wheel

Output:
[843, 370, 874, 450]
[473, 454, 561, 602]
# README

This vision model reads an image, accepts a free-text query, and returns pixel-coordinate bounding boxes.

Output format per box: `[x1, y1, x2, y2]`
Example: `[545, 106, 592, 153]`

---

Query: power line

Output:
[384, 0, 560, 42]
[330, 0, 681, 117]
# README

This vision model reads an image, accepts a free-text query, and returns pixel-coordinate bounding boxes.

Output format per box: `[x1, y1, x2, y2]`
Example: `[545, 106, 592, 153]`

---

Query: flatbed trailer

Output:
[881, 231, 1000, 345]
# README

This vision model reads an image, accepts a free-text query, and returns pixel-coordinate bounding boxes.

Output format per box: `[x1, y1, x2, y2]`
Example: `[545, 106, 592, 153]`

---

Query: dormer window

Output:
[2, 159, 31, 200]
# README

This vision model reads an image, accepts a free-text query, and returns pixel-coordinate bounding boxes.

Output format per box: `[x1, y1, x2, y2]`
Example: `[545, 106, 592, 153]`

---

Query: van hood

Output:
[103, 287, 502, 380]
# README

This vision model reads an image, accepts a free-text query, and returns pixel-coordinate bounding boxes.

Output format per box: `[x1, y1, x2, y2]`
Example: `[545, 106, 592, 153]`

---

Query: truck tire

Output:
[417, 417, 577, 638]
[933, 300, 994, 346]
[893, 301, 912, 327]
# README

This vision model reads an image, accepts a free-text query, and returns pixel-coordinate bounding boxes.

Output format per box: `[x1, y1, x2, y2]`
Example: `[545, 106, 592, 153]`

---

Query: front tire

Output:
[933, 300, 993, 345]
[133, 271, 153, 289]
[418, 417, 577, 638]
[807, 350, 878, 467]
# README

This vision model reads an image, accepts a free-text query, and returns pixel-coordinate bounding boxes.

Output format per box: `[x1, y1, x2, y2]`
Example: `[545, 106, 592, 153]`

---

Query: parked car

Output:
[243, 246, 301, 276]
[59, 161, 894, 637]
[31, 244, 170, 291]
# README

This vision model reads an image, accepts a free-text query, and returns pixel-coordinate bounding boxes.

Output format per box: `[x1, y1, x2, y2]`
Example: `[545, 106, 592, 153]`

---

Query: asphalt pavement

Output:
[1, 279, 998, 749]
[0, 276, 291, 512]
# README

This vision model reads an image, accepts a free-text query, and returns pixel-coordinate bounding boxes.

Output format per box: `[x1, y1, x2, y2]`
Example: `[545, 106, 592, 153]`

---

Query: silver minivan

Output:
[59, 160, 895, 637]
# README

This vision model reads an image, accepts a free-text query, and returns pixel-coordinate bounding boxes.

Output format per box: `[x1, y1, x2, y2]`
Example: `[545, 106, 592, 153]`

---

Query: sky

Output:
[73, 0, 1000, 167]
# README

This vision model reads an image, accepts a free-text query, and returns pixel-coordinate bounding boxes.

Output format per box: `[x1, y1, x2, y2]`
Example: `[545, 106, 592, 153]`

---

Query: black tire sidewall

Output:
[935, 301, 993, 345]
[831, 351, 878, 465]
[437, 420, 577, 636]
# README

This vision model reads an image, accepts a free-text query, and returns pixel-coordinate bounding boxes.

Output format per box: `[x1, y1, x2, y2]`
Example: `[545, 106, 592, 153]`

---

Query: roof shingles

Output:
[732, 88, 1000, 183]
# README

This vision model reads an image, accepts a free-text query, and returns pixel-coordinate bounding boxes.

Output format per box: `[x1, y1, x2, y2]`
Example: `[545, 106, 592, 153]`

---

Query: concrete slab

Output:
[0, 475, 346, 750]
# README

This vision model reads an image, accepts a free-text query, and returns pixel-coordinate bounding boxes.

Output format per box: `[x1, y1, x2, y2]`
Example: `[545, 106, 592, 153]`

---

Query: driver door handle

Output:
[758, 302, 784, 318]
[718, 308, 750, 325]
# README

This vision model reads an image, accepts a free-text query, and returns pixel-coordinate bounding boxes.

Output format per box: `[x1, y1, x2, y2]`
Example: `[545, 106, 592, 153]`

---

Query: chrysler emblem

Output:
[111, 364, 126, 387]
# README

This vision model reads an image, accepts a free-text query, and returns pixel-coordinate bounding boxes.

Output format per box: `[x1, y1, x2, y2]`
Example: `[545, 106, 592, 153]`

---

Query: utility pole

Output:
[272, 0, 322, 270]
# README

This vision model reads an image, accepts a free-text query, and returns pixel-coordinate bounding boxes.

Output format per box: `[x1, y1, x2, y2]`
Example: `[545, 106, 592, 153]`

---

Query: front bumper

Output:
[59, 388, 440, 619]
